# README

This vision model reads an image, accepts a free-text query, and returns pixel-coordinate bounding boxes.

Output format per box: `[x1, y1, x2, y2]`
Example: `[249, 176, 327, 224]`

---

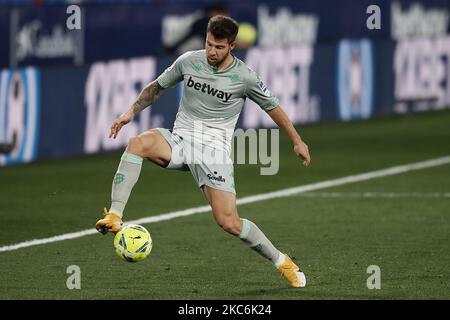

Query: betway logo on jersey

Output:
[187, 76, 232, 102]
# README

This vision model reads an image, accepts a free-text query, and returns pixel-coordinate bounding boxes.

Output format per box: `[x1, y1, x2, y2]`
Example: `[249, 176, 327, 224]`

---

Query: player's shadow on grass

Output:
[237, 286, 306, 297]
[238, 284, 392, 300]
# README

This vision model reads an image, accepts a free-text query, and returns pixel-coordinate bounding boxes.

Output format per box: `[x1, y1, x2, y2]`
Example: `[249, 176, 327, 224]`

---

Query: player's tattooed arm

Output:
[131, 80, 165, 116]
[109, 80, 165, 139]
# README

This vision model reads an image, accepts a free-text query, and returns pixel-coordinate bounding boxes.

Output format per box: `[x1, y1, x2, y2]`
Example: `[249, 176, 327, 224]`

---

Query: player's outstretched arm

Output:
[109, 80, 165, 139]
[267, 106, 311, 167]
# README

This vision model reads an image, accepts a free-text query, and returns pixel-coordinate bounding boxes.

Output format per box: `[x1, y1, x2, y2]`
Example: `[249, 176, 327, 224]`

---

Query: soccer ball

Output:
[113, 224, 152, 262]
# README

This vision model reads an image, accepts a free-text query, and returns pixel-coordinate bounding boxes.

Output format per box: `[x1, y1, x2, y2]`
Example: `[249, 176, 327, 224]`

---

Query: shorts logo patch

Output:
[207, 171, 226, 183]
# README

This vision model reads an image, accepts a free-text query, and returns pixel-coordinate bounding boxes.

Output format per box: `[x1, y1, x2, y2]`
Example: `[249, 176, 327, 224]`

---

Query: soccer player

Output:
[96, 15, 311, 288]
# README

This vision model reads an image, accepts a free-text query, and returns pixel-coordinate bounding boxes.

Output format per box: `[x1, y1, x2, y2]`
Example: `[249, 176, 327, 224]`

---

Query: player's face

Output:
[205, 32, 236, 67]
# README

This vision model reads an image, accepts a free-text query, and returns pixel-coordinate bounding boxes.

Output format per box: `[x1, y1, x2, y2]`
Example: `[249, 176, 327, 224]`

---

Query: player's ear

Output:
[229, 40, 237, 51]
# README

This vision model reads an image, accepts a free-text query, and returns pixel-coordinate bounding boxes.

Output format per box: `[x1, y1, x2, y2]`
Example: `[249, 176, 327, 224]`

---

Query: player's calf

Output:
[215, 216, 242, 236]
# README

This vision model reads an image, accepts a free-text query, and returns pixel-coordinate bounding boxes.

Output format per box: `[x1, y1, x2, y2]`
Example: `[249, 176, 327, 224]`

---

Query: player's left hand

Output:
[293, 141, 311, 167]
[109, 111, 133, 139]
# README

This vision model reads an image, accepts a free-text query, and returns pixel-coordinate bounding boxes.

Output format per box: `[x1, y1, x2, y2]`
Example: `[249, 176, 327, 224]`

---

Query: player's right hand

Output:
[293, 141, 311, 167]
[109, 111, 134, 139]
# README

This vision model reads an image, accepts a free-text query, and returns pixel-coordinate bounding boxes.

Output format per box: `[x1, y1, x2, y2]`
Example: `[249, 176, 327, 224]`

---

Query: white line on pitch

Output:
[296, 192, 450, 198]
[1, 155, 449, 253]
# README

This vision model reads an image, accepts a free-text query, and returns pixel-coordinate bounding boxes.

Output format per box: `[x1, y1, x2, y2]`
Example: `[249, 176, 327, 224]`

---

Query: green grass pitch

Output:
[0, 110, 449, 299]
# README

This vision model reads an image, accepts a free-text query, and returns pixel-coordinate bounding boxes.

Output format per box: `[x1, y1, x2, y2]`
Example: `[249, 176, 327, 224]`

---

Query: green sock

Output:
[239, 218, 284, 267]
[109, 151, 143, 218]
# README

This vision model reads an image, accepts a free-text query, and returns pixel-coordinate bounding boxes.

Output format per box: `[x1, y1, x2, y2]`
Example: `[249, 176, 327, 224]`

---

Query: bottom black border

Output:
[1, 300, 448, 318]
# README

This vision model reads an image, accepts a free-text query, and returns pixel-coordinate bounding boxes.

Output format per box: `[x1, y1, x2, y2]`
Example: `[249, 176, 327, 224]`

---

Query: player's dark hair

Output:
[207, 15, 239, 43]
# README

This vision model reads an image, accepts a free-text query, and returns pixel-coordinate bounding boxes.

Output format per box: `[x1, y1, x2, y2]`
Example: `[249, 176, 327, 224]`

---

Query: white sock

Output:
[109, 151, 143, 218]
[239, 218, 284, 267]
[274, 252, 286, 269]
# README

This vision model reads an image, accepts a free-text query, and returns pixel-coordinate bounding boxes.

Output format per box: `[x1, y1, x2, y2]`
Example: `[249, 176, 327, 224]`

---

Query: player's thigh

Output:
[130, 129, 172, 167]
[202, 185, 240, 223]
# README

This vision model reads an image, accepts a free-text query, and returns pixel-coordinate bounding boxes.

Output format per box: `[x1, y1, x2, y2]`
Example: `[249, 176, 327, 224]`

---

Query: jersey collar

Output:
[210, 54, 238, 74]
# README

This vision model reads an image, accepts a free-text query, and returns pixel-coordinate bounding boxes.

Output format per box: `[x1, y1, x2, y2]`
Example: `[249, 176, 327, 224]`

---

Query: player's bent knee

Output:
[127, 133, 158, 158]
[127, 136, 147, 157]
[126, 136, 141, 154]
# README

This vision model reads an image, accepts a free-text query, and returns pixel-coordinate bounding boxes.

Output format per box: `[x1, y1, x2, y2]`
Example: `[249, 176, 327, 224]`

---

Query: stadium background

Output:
[0, 0, 449, 301]
[1, 0, 449, 165]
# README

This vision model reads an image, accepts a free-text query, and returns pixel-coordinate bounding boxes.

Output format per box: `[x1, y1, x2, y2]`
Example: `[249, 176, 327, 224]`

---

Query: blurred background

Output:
[0, 0, 449, 166]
